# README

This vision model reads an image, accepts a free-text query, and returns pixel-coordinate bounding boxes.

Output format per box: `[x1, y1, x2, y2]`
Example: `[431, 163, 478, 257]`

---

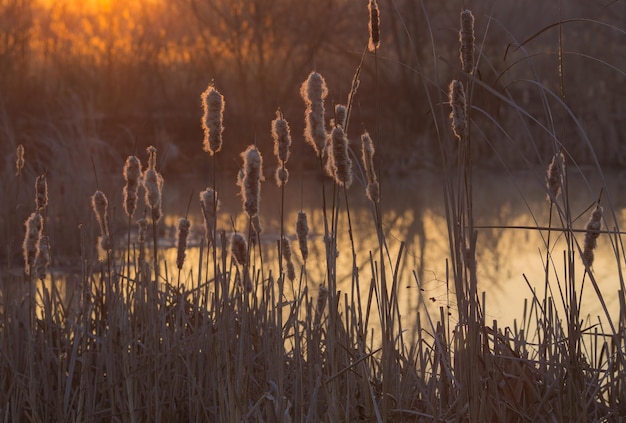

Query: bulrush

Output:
[123, 155, 142, 218]
[582, 206, 603, 267]
[230, 232, 248, 266]
[272, 110, 292, 187]
[35, 174, 48, 211]
[23, 211, 43, 275]
[240, 145, 263, 218]
[296, 211, 309, 261]
[333, 104, 347, 129]
[546, 152, 565, 203]
[35, 235, 50, 281]
[300, 71, 328, 156]
[326, 126, 353, 187]
[199, 188, 219, 245]
[361, 131, 379, 203]
[281, 237, 296, 282]
[449, 80, 467, 141]
[201, 84, 225, 155]
[16, 144, 24, 176]
[143, 146, 164, 222]
[460, 9, 475, 74]
[368, 0, 380, 52]
[92, 191, 112, 251]
[176, 218, 191, 270]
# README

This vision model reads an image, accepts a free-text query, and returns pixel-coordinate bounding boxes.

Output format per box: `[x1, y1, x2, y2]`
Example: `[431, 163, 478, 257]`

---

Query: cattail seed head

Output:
[368, 0, 380, 52]
[272, 109, 292, 163]
[326, 126, 353, 187]
[200, 188, 219, 245]
[361, 131, 379, 202]
[296, 211, 309, 261]
[16, 144, 24, 176]
[449, 80, 467, 141]
[300, 71, 328, 156]
[460, 10, 475, 74]
[143, 168, 163, 222]
[23, 211, 43, 274]
[230, 232, 248, 266]
[275, 167, 289, 187]
[546, 152, 565, 203]
[35, 174, 48, 211]
[315, 284, 328, 326]
[582, 206, 603, 267]
[35, 235, 50, 281]
[123, 155, 142, 217]
[240, 145, 263, 218]
[91, 191, 112, 252]
[147, 145, 157, 170]
[332, 104, 347, 128]
[176, 218, 191, 270]
[201, 84, 225, 155]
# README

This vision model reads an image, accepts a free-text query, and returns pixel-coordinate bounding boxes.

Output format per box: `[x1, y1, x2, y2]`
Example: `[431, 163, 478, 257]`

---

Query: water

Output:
[157, 166, 626, 333]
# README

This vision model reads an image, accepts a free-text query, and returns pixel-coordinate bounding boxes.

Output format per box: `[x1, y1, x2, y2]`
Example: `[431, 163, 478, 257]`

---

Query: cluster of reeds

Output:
[1, 3, 625, 422]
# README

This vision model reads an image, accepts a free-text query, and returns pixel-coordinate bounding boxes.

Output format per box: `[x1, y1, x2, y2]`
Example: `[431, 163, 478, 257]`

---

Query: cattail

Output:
[546, 152, 565, 203]
[314, 284, 328, 326]
[251, 215, 262, 245]
[275, 168, 289, 186]
[23, 211, 43, 274]
[143, 169, 163, 221]
[147, 145, 157, 170]
[281, 237, 296, 282]
[460, 10, 475, 74]
[272, 109, 291, 163]
[123, 155, 142, 217]
[361, 131, 379, 203]
[582, 206, 603, 267]
[201, 84, 225, 155]
[35, 235, 50, 281]
[296, 211, 309, 261]
[92, 191, 112, 251]
[368, 0, 380, 52]
[200, 188, 220, 245]
[230, 232, 248, 266]
[333, 104, 347, 128]
[16, 144, 24, 176]
[300, 71, 328, 156]
[35, 174, 48, 211]
[240, 145, 263, 218]
[176, 218, 191, 270]
[326, 126, 353, 187]
[449, 80, 467, 140]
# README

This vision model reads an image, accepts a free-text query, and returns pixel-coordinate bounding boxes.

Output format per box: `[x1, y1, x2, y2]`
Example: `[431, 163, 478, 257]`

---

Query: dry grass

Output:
[1, 3, 625, 423]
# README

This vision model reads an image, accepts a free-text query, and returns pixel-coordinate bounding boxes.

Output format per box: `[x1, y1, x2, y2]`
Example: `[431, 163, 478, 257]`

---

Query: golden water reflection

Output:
[157, 169, 626, 332]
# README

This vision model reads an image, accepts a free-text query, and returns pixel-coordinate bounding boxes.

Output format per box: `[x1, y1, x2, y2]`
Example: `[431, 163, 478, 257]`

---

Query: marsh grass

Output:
[1, 3, 625, 423]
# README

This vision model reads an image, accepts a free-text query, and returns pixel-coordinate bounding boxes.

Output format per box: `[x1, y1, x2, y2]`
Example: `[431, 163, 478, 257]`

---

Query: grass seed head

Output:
[202, 84, 225, 155]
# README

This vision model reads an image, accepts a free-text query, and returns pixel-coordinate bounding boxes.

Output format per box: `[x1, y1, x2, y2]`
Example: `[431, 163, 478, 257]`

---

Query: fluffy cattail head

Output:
[147, 145, 157, 170]
[333, 104, 347, 128]
[449, 80, 467, 141]
[460, 10, 475, 74]
[23, 211, 43, 274]
[16, 144, 24, 176]
[300, 71, 328, 156]
[296, 211, 309, 261]
[326, 126, 353, 187]
[201, 85, 225, 155]
[368, 0, 380, 52]
[91, 190, 112, 251]
[35, 174, 48, 211]
[176, 218, 191, 270]
[315, 284, 328, 326]
[143, 168, 163, 222]
[361, 131, 379, 202]
[35, 235, 50, 281]
[240, 145, 264, 218]
[230, 232, 248, 266]
[137, 218, 148, 244]
[272, 109, 292, 163]
[582, 206, 603, 267]
[123, 155, 142, 217]
[200, 188, 219, 245]
[275, 167, 289, 187]
[546, 152, 565, 203]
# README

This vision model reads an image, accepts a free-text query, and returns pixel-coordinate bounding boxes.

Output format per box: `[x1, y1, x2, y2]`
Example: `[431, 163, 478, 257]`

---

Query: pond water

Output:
[157, 166, 626, 333]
